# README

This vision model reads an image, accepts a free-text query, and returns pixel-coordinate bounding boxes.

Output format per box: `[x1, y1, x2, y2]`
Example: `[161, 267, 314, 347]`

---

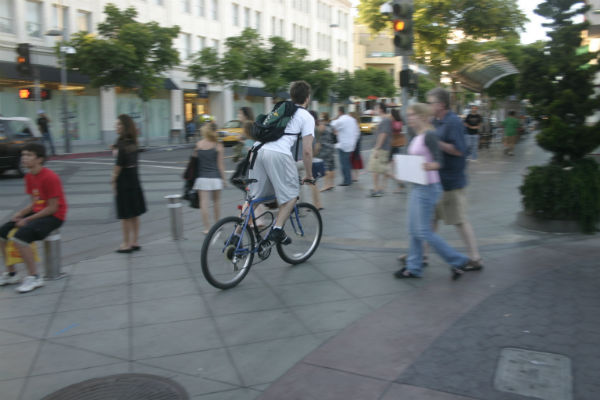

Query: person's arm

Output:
[16, 197, 59, 226]
[11, 203, 33, 222]
[112, 145, 124, 191]
[302, 134, 314, 182]
[439, 120, 466, 157]
[423, 132, 442, 171]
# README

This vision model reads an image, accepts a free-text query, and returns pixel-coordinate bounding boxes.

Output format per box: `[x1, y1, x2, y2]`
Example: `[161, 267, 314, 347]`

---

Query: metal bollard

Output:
[44, 229, 65, 280]
[165, 194, 184, 240]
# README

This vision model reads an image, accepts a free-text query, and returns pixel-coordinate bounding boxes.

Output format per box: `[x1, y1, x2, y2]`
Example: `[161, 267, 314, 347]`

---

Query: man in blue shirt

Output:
[427, 88, 482, 270]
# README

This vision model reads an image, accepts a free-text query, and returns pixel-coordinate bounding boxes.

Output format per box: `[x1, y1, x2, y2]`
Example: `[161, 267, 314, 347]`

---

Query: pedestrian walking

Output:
[317, 112, 336, 192]
[36, 110, 56, 156]
[463, 105, 482, 161]
[502, 111, 519, 156]
[0, 143, 67, 292]
[367, 103, 393, 197]
[427, 88, 483, 270]
[349, 112, 364, 183]
[330, 106, 359, 186]
[394, 103, 470, 280]
[113, 114, 146, 253]
[194, 122, 227, 234]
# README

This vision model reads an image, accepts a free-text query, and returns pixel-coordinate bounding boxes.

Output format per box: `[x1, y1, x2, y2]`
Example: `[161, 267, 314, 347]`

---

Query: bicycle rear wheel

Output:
[277, 202, 322, 265]
[201, 216, 255, 289]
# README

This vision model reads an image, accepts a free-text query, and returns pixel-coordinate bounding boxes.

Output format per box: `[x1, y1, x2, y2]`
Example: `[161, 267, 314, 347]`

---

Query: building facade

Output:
[0, 0, 353, 146]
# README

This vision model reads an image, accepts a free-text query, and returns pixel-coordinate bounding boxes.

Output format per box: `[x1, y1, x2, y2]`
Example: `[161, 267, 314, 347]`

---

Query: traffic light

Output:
[16, 43, 32, 76]
[18, 88, 51, 101]
[392, 0, 413, 56]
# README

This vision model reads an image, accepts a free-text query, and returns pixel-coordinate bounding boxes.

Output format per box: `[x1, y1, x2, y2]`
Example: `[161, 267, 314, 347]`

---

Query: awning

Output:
[453, 50, 519, 92]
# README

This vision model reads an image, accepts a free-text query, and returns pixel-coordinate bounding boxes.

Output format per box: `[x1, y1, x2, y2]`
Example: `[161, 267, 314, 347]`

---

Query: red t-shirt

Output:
[25, 167, 68, 221]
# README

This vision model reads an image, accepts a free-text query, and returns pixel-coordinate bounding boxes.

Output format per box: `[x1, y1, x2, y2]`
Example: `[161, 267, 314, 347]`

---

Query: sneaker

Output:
[16, 275, 44, 293]
[267, 228, 292, 245]
[0, 272, 20, 286]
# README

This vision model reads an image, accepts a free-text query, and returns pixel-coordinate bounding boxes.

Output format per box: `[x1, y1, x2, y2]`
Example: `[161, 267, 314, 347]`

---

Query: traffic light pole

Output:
[59, 45, 71, 154]
[401, 56, 410, 121]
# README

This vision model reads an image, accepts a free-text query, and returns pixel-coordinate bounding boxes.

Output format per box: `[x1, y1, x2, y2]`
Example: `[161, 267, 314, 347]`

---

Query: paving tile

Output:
[360, 294, 398, 310]
[0, 341, 40, 380]
[48, 304, 129, 337]
[131, 278, 199, 302]
[49, 328, 129, 359]
[70, 258, 128, 274]
[229, 335, 322, 387]
[314, 257, 384, 279]
[21, 362, 130, 400]
[136, 348, 241, 385]
[0, 314, 51, 339]
[31, 341, 122, 375]
[193, 388, 261, 400]
[380, 383, 476, 400]
[57, 284, 128, 312]
[131, 263, 192, 283]
[292, 299, 373, 333]
[132, 294, 209, 326]
[254, 264, 329, 286]
[0, 292, 60, 319]
[131, 362, 238, 397]
[129, 253, 188, 269]
[258, 362, 390, 400]
[133, 318, 221, 359]
[214, 309, 310, 347]
[66, 269, 128, 290]
[0, 330, 36, 346]
[335, 272, 415, 298]
[0, 378, 24, 400]
[203, 287, 283, 316]
[270, 281, 354, 307]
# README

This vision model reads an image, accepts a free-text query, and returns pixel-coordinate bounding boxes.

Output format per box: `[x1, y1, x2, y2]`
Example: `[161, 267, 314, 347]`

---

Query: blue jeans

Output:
[465, 134, 479, 160]
[406, 183, 469, 276]
[338, 149, 352, 185]
[42, 131, 56, 155]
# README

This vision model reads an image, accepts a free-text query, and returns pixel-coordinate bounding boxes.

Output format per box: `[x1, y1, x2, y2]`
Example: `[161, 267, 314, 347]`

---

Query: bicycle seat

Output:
[232, 177, 258, 185]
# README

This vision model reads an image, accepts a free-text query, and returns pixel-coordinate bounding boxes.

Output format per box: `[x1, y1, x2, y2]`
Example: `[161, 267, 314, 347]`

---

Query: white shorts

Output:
[193, 177, 223, 191]
[249, 149, 299, 204]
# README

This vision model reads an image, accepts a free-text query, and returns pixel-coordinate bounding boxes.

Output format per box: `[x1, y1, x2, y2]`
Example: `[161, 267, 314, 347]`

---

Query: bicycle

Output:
[200, 178, 323, 289]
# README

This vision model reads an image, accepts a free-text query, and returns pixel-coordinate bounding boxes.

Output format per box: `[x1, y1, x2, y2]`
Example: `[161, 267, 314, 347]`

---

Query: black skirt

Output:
[115, 168, 147, 219]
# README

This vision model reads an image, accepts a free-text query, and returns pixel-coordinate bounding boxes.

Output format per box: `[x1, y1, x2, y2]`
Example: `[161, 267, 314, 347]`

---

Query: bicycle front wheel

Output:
[277, 202, 322, 265]
[201, 216, 255, 289]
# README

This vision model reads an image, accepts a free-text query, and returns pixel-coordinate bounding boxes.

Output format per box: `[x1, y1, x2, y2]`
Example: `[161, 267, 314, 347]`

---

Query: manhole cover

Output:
[41, 373, 189, 400]
[494, 348, 572, 400]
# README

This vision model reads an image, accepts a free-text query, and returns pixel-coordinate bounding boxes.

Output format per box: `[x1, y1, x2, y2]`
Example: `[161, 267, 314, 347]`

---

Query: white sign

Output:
[393, 154, 428, 185]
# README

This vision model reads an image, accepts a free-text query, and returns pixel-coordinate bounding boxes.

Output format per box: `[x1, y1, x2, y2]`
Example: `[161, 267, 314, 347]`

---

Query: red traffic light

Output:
[394, 20, 406, 32]
[19, 89, 32, 99]
[18, 88, 51, 100]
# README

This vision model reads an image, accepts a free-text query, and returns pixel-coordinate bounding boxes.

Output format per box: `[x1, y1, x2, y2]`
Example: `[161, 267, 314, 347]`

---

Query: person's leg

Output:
[131, 217, 140, 247]
[471, 135, 479, 160]
[0, 240, 17, 275]
[12, 242, 38, 276]
[456, 221, 480, 261]
[310, 183, 322, 209]
[120, 219, 131, 249]
[212, 190, 221, 223]
[372, 172, 379, 192]
[340, 150, 352, 185]
[404, 185, 425, 276]
[274, 198, 298, 228]
[199, 190, 212, 233]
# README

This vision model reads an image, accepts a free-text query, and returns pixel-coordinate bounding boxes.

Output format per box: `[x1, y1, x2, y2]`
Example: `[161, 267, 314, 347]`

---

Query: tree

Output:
[66, 3, 180, 142]
[357, 0, 527, 78]
[354, 68, 396, 98]
[189, 31, 335, 103]
[518, 0, 600, 232]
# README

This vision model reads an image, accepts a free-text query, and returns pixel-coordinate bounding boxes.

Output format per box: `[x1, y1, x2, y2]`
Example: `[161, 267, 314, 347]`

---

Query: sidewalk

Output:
[47, 138, 194, 160]
[1, 135, 598, 400]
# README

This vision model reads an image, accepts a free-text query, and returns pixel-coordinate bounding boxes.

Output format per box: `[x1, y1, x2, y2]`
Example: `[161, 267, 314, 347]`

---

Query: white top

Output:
[331, 114, 359, 152]
[261, 106, 315, 156]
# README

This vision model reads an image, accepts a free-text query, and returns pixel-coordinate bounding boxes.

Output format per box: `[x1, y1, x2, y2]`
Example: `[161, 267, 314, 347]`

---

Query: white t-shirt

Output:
[261, 106, 315, 156]
[331, 114, 359, 152]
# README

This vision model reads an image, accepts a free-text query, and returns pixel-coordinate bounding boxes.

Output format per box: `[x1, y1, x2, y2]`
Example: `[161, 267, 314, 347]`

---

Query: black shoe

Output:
[267, 228, 291, 245]
[338, 183, 351, 187]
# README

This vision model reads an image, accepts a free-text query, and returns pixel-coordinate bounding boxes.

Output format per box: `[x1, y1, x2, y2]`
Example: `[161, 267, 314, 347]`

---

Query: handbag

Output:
[230, 156, 250, 192]
[182, 180, 200, 208]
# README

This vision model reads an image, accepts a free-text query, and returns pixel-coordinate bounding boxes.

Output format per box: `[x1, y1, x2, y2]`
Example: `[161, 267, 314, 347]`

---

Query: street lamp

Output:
[45, 28, 72, 154]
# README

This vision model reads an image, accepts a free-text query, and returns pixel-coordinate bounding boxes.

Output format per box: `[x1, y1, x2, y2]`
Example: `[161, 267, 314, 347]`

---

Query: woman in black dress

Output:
[111, 114, 146, 253]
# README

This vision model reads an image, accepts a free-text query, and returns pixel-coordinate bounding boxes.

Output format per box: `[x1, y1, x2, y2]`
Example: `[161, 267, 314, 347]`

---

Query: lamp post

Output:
[45, 29, 71, 154]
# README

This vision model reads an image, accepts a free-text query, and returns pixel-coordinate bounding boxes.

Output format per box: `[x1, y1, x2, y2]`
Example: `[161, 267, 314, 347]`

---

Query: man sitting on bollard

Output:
[0, 143, 68, 293]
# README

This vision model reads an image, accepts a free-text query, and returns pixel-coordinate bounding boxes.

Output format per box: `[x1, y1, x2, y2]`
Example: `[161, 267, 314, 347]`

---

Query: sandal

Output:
[462, 259, 483, 271]
[394, 268, 421, 279]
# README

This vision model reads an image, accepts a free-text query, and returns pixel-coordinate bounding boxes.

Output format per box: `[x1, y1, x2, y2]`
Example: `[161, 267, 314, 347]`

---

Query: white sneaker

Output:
[0, 272, 20, 286]
[16, 275, 44, 293]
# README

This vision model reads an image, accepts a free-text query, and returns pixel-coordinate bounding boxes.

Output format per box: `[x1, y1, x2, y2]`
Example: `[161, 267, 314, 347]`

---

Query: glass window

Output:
[271, 16, 275, 35]
[232, 3, 238, 26]
[184, 33, 192, 59]
[26, 1, 42, 38]
[244, 7, 250, 28]
[0, 0, 14, 33]
[211, 0, 218, 20]
[52, 4, 69, 37]
[195, 0, 205, 17]
[212, 39, 219, 53]
[198, 35, 206, 51]
[255, 11, 260, 32]
[181, 0, 191, 13]
[155, 0, 163, 5]
[76, 10, 91, 33]
[279, 19, 283, 37]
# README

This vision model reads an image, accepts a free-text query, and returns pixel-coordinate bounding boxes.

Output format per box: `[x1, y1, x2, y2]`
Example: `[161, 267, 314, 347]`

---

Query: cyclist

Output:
[244, 80, 316, 245]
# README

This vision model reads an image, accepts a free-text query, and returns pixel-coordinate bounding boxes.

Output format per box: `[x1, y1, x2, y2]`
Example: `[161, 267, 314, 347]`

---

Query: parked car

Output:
[359, 115, 381, 135]
[0, 117, 43, 176]
[217, 120, 243, 146]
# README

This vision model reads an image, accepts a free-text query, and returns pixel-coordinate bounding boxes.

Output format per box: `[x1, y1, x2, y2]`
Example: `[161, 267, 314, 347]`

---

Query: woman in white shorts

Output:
[193, 122, 226, 233]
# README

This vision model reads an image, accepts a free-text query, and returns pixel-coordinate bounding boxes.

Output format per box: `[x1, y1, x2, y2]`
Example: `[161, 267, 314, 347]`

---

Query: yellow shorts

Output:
[367, 149, 391, 174]
[435, 188, 468, 225]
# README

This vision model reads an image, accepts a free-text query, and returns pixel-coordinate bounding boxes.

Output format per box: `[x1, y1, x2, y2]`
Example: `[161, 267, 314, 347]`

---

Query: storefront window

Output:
[0, 0, 14, 34]
[26, 1, 42, 37]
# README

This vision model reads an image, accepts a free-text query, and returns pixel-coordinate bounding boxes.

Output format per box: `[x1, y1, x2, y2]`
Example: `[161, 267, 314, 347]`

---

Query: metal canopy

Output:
[453, 50, 519, 92]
